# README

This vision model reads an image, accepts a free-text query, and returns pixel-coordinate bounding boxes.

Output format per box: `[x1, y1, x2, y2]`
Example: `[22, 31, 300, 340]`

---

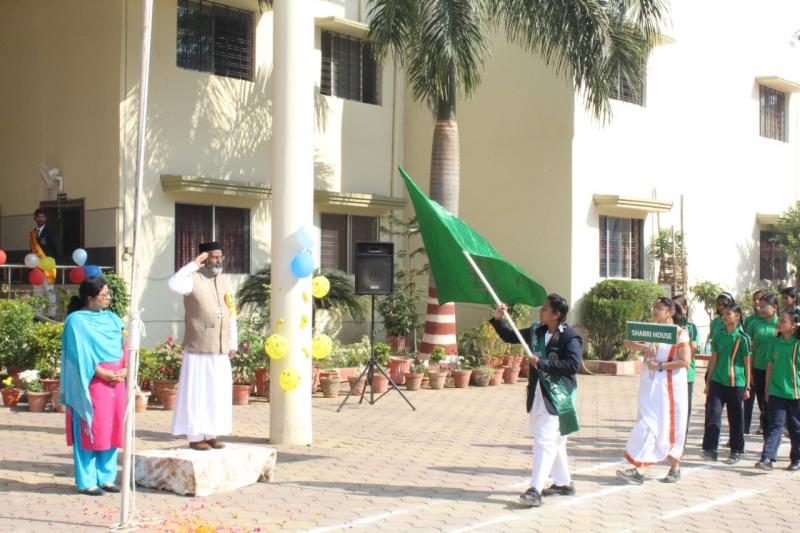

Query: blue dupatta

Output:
[60, 310, 125, 431]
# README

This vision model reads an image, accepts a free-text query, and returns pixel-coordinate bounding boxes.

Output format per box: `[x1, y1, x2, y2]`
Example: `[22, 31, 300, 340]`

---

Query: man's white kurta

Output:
[168, 262, 236, 440]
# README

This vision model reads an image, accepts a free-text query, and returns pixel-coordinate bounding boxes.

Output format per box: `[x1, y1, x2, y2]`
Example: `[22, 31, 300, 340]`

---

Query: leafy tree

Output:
[772, 201, 800, 282]
[103, 271, 131, 320]
[689, 281, 725, 323]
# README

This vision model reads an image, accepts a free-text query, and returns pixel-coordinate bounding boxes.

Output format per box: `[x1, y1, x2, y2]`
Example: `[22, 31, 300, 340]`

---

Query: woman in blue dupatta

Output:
[60, 277, 127, 496]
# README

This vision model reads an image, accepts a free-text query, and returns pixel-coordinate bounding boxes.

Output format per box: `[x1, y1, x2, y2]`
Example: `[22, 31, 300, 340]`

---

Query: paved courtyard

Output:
[1, 373, 798, 533]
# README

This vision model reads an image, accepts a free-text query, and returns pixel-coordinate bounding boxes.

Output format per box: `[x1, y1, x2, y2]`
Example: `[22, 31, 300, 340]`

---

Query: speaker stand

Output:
[337, 294, 415, 412]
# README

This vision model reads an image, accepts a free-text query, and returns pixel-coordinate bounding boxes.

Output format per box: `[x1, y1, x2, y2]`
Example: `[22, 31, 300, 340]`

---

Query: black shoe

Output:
[724, 454, 741, 465]
[787, 460, 800, 472]
[78, 487, 104, 496]
[518, 487, 542, 507]
[541, 482, 576, 497]
[661, 468, 681, 483]
[754, 459, 773, 471]
[101, 484, 120, 493]
[700, 450, 718, 462]
[189, 441, 211, 451]
[616, 467, 645, 485]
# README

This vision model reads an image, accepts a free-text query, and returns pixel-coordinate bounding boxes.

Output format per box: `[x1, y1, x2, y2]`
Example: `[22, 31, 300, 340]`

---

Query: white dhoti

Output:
[624, 337, 689, 466]
[526, 384, 571, 491]
[172, 353, 233, 441]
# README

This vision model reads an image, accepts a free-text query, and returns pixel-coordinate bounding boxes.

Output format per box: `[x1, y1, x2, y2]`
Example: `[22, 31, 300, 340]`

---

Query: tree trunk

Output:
[420, 95, 459, 358]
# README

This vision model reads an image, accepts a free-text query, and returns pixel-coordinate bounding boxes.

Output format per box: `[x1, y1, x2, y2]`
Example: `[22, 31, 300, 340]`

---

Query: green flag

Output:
[399, 167, 547, 307]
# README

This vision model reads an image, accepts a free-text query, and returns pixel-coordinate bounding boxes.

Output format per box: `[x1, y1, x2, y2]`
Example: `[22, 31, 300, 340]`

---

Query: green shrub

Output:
[0, 298, 36, 370]
[103, 271, 130, 320]
[321, 336, 372, 369]
[582, 279, 665, 360]
[32, 321, 63, 378]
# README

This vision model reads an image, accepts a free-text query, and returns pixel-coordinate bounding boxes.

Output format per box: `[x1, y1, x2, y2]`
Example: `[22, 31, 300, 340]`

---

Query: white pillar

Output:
[270, 0, 314, 445]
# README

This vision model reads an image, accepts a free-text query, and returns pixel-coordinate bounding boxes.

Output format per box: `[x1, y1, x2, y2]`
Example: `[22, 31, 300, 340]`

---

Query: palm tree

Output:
[368, 0, 666, 356]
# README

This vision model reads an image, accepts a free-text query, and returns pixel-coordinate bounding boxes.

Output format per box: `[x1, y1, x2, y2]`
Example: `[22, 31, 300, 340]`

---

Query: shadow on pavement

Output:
[0, 478, 76, 495]
[427, 465, 529, 477]
[283, 480, 518, 503]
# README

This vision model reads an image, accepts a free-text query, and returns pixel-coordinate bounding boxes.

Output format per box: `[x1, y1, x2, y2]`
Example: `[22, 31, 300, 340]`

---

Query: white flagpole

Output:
[118, 0, 154, 527]
[462, 251, 535, 358]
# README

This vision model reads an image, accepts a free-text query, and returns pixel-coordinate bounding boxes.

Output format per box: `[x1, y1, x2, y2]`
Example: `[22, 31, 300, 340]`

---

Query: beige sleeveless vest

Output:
[182, 271, 232, 355]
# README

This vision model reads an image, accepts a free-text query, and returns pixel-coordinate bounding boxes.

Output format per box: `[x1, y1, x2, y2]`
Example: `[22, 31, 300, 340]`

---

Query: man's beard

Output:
[203, 264, 223, 277]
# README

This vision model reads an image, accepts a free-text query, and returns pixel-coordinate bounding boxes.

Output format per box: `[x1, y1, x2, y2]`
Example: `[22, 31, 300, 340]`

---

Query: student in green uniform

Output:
[674, 295, 699, 438]
[707, 292, 735, 345]
[780, 287, 800, 316]
[755, 310, 800, 471]
[702, 303, 752, 464]
[743, 290, 764, 332]
[746, 292, 779, 435]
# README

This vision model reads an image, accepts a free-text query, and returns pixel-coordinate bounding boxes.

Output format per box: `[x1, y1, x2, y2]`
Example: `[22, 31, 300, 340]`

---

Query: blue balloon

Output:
[71, 248, 88, 266]
[84, 264, 102, 278]
[290, 253, 314, 279]
[297, 225, 317, 249]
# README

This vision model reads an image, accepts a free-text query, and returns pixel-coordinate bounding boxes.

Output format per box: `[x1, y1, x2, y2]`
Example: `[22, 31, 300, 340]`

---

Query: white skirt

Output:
[171, 353, 233, 438]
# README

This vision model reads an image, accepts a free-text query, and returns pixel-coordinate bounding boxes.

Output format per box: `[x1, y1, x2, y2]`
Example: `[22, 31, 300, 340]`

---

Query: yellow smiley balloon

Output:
[311, 276, 331, 299]
[39, 256, 56, 271]
[265, 333, 289, 360]
[279, 368, 301, 391]
[311, 333, 333, 360]
[300, 314, 308, 329]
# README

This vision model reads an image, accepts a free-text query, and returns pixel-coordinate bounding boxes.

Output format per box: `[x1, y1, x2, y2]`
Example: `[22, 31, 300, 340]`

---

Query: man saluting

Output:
[168, 242, 237, 450]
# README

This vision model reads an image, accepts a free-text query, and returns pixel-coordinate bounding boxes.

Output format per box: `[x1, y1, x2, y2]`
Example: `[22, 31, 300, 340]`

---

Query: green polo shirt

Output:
[682, 321, 700, 383]
[711, 327, 752, 387]
[743, 314, 759, 332]
[747, 315, 778, 370]
[768, 335, 800, 400]
[709, 317, 725, 340]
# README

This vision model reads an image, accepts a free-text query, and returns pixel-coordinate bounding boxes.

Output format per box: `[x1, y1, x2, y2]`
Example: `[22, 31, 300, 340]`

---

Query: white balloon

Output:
[72, 248, 88, 266]
[24, 253, 40, 269]
[297, 225, 318, 249]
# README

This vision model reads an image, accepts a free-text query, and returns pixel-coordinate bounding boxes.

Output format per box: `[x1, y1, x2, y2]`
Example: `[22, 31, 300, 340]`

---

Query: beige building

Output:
[1, 0, 799, 344]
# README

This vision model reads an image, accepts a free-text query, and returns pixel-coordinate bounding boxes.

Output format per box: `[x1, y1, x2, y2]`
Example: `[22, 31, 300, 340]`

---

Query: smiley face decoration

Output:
[265, 333, 289, 360]
[279, 368, 301, 391]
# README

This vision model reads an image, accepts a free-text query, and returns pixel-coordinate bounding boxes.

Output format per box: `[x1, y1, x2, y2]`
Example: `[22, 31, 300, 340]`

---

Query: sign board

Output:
[625, 321, 678, 345]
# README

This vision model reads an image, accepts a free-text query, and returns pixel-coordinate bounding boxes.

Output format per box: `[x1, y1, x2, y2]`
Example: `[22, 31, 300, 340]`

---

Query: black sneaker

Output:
[616, 467, 645, 485]
[700, 450, 718, 462]
[724, 454, 741, 465]
[78, 487, 104, 496]
[661, 468, 681, 483]
[101, 483, 121, 493]
[787, 460, 800, 472]
[755, 459, 774, 471]
[541, 482, 576, 497]
[519, 487, 542, 507]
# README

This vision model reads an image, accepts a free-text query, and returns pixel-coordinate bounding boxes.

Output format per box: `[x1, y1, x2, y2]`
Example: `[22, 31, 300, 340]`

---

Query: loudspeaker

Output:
[354, 242, 394, 295]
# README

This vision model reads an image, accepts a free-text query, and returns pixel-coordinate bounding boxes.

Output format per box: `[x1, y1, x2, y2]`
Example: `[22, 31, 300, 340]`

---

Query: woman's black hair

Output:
[545, 293, 569, 323]
[67, 277, 107, 315]
[716, 292, 735, 304]
[761, 292, 779, 309]
[781, 287, 797, 300]
[656, 297, 684, 324]
[778, 309, 800, 339]
[720, 301, 743, 328]
[672, 294, 689, 313]
[752, 289, 764, 299]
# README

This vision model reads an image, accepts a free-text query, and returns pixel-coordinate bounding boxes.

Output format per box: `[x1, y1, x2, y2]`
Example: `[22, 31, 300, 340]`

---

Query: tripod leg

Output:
[372, 362, 416, 411]
[337, 364, 370, 412]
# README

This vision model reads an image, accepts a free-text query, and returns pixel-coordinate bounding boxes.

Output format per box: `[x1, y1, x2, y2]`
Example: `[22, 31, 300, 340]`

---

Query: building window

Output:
[176, 0, 253, 81]
[320, 213, 378, 273]
[599, 216, 643, 279]
[320, 30, 380, 105]
[760, 85, 786, 142]
[175, 203, 250, 274]
[759, 230, 787, 281]
[610, 64, 646, 106]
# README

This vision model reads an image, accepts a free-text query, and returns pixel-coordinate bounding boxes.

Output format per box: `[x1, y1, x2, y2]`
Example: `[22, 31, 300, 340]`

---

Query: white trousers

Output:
[172, 353, 232, 439]
[527, 384, 571, 491]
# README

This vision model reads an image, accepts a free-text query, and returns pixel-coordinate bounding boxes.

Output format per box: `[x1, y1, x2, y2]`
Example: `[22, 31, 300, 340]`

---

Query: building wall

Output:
[570, 0, 800, 335]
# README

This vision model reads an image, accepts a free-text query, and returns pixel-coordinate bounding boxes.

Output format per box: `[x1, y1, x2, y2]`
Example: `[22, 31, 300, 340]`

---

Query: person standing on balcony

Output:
[168, 242, 237, 450]
[29, 208, 62, 318]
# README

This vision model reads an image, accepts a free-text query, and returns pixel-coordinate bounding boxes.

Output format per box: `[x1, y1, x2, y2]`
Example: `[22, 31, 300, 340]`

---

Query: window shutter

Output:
[321, 31, 332, 96]
[321, 214, 348, 271]
[599, 216, 608, 277]
[215, 207, 250, 274]
[631, 219, 643, 279]
[350, 216, 378, 273]
[175, 204, 213, 271]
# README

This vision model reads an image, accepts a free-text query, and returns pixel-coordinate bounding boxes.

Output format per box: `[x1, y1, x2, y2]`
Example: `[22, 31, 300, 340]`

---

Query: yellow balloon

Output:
[39, 256, 56, 271]
[300, 314, 308, 329]
[311, 276, 331, 299]
[265, 333, 289, 360]
[312, 333, 333, 360]
[279, 368, 301, 391]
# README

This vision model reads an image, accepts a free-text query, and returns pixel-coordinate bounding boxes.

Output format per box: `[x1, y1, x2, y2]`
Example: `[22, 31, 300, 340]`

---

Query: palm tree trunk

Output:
[420, 93, 459, 359]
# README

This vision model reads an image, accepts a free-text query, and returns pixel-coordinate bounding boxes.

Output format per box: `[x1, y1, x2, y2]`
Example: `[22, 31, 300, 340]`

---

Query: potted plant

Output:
[377, 291, 414, 354]
[388, 352, 413, 385]
[19, 369, 50, 412]
[32, 321, 63, 396]
[2, 376, 21, 407]
[319, 370, 341, 398]
[151, 337, 182, 409]
[452, 357, 472, 388]
[427, 346, 448, 390]
[231, 347, 256, 405]
[371, 342, 391, 393]
[472, 366, 493, 387]
[404, 362, 424, 391]
[0, 298, 36, 381]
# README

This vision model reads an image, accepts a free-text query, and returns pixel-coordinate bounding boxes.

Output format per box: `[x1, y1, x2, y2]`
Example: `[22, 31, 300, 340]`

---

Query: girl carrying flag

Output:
[746, 292, 779, 435]
[755, 310, 800, 471]
[701, 303, 751, 464]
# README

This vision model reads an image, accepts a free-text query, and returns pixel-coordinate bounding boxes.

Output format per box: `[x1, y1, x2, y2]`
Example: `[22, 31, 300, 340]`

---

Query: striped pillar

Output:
[420, 286, 458, 357]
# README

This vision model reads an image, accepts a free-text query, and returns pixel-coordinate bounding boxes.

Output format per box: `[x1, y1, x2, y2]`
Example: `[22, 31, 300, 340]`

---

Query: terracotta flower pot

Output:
[472, 370, 491, 387]
[347, 375, 366, 396]
[421, 377, 430, 388]
[320, 377, 341, 398]
[427, 371, 447, 390]
[388, 357, 412, 385]
[153, 380, 179, 404]
[159, 387, 179, 410]
[452, 370, 472, 388]
[51, 389, 66, 413]
[490, 368, 505, 386]
[41, 379, 60, 393]
[2, 389, 21, 407]
[254, 368, 269, 397]
[26, 391, 51, 412]
[232, 383, 252, 405]
[135, 391, 151, 413]
[519, 361, 530, 379]
[387, 335, 406, 354]
[404, 372, 423, 391]
[371, 373, 389, 394]
[502, 365, 519, 384]
[311, 364, 321, 394]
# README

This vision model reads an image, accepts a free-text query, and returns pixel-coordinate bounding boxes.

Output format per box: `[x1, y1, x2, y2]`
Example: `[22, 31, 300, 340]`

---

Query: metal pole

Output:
[462, 251, 534, 358]
[119, 0, 154, 527]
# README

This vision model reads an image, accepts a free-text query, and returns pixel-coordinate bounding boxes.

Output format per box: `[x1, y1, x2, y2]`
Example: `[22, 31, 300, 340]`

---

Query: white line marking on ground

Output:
[507, 460, 627, 488]
[658, 488, 766, 521]
[303, 504, 433, 533]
